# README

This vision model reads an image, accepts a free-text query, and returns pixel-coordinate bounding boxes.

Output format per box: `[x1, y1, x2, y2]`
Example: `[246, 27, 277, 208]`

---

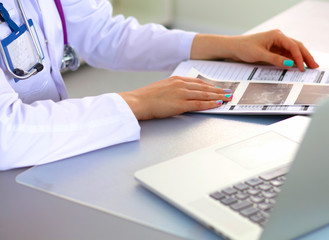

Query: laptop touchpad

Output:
[216, 131, 299, 169]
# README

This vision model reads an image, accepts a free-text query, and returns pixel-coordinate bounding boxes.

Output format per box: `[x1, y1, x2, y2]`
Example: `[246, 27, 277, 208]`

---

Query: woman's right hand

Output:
[118, 76, 233, 120]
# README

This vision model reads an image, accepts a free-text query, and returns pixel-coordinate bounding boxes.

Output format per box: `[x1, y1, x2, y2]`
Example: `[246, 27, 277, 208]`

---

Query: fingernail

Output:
[216, 100, 223, 105]
[283, 60, 294, 67]
[225, 94, 233, 99]
[304, 65, 307, 71]
[223, 89, 232, 93]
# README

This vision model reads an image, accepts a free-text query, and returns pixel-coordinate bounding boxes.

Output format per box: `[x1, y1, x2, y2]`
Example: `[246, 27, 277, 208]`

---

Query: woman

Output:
[0, 0, 318, 170]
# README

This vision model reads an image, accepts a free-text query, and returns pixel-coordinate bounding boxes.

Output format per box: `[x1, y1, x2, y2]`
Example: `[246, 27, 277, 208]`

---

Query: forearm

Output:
[0, 93, 140, 170]
[190, 34, 238, 61]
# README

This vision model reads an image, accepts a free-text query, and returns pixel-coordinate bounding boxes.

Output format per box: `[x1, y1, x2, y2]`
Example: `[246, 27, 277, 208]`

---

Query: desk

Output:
[1, 1, 329, 240]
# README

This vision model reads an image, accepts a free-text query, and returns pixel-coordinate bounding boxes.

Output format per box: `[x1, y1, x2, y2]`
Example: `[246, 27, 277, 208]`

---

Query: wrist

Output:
[118, 91, 143, 120]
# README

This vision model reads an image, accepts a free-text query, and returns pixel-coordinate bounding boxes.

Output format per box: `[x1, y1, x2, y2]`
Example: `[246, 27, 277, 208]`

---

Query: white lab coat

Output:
[0, 0, 196, 170]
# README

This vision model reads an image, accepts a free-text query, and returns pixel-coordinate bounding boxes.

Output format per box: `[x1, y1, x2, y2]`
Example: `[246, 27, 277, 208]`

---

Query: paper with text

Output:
[172, 60, 329, 114]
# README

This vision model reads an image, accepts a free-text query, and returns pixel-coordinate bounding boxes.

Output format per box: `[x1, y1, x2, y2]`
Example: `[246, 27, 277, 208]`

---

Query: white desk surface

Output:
[2, 1, 329, 240]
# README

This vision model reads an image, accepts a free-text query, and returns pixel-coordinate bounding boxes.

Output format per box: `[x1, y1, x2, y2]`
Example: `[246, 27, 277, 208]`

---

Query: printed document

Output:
[172, 60, 329, 114]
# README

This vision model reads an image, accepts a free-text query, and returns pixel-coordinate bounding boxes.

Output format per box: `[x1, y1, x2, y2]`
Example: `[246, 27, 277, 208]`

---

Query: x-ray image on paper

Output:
[295, 85, 329, 105]
[197, 74, 240, 93]
[238, 83, 293, 105]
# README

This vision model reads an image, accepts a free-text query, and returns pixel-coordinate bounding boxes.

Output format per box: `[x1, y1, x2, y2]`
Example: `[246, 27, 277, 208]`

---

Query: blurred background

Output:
[109, 0, 323, 35]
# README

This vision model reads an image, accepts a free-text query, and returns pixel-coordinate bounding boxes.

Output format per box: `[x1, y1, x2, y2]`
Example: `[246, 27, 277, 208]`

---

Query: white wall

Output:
[172, 0, 303, 34]
[110, 0, 329, 35]
[111, 0, 173, 26]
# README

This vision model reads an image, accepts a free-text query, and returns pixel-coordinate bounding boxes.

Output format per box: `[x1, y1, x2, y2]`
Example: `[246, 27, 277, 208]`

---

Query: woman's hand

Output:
[119, 76, 233, 120]
[120, 29, 318, 120]
[191, 30, 319, 71]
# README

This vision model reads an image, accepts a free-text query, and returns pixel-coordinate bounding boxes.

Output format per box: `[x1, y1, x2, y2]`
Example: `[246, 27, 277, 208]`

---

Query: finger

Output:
[170, 76, 233, 94]
[276, 36, 306, 71]
[258, 30, 304, 71]
[182, 99, 224, 112]
[294, 40, 319, 69]
[184, 81, 233, 94]
[170, 75, 214, 86]
[260, 49, 295, 70]
[182, 89, 233, 101]
[263, 43, 317, 72]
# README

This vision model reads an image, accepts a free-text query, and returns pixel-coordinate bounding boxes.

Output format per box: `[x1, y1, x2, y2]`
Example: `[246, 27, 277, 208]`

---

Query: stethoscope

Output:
[0, 0, 80, 80]
[54, 0, 80, 72]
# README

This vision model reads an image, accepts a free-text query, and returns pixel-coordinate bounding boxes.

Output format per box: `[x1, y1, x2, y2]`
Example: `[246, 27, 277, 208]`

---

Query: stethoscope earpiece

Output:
[13, 62, 44, 78]
[34, 63, 44, 72]
[13, 68, 25, 77]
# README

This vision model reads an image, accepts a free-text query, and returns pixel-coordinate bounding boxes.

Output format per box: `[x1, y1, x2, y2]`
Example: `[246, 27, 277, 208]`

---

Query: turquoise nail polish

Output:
[283, 60, 294, 67]
[216, 100, 223, 105]
[223, 89, 232, 93]
[225, 94, 232, 98]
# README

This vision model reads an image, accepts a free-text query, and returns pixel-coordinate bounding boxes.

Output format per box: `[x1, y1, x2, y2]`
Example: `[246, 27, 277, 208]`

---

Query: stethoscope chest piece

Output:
[61, 44, 80, 71]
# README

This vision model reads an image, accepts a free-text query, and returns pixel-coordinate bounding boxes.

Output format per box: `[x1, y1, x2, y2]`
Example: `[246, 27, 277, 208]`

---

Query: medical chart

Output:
[172, 60, 329, 114]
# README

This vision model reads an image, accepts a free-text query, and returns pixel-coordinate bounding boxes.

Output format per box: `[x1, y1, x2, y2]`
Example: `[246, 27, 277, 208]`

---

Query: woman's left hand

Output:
[191, 30, 319, 71]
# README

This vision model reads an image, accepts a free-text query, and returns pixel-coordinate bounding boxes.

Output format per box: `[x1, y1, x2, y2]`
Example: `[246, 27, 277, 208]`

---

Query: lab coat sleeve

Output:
[62, 0, 196, 71]
[0, 70, 140, 171]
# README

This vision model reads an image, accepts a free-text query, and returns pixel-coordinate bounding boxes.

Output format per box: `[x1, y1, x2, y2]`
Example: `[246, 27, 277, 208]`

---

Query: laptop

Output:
[135, 97, 329, 240]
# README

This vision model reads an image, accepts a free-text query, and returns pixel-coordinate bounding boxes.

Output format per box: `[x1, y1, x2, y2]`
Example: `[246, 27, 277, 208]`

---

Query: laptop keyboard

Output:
[209, 166, 289, 227]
